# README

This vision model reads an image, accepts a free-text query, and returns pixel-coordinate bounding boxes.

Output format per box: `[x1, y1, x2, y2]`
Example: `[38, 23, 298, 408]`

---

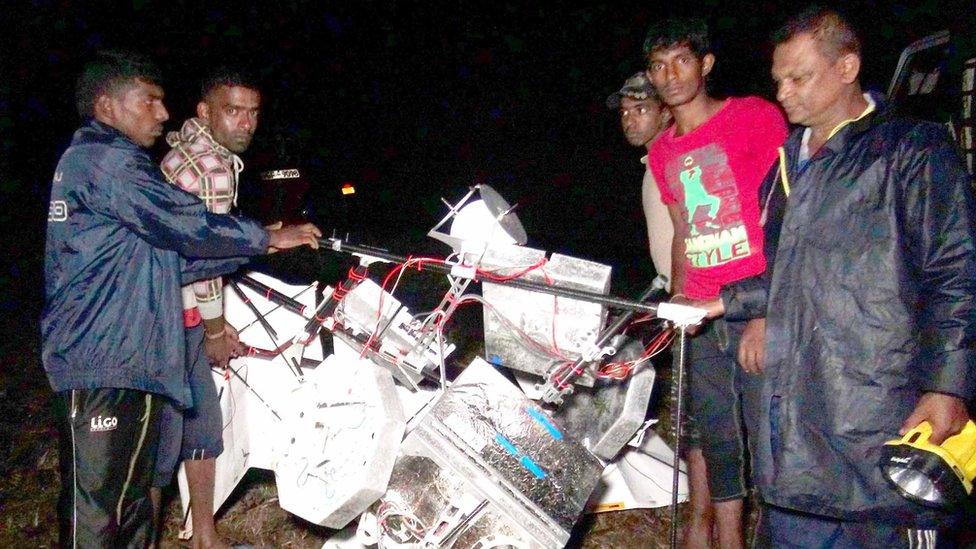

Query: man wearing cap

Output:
[607, 72, 673, 287]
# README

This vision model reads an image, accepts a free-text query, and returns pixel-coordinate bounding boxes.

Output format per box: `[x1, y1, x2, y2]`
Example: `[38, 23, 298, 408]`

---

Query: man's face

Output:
[646, 44, 713, 108]
[198, 85, 261, 153]
[619, 96, 665, 147]
[102, 79, 169, 148]
[772, 33, 852, 128]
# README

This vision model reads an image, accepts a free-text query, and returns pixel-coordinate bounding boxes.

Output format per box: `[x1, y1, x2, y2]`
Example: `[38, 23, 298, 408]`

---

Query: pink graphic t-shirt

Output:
[648, 96, 787, 299]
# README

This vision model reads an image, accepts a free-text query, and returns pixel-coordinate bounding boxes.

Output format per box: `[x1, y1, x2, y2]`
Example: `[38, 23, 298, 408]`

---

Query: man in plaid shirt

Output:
[154, 67, 263, 549]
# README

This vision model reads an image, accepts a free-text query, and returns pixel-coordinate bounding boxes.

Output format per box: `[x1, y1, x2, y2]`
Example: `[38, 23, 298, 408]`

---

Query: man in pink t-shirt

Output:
[644, 16, 786, 547]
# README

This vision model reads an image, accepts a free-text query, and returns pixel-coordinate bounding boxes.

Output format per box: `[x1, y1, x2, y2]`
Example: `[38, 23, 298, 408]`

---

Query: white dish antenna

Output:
[428, 184, 528, 252]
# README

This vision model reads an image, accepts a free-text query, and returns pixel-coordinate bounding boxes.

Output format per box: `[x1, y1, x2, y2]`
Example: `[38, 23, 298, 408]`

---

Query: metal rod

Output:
[235, 274, 308, 316]
[321, 239, 660, 314]
[301, 265, 369, 335]
[595, 275, 668, 347]
[223, 363, 283, 421]
[230, 279, 302, 380]
[670, 327, 687, 549]
[228, 280, 279, 339]
[234, 285, 315, 334]
[437, 499, 489, 547]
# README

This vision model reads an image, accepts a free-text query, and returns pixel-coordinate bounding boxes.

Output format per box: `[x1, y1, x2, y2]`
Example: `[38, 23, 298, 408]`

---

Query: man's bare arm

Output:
[666, 203, 687, 297]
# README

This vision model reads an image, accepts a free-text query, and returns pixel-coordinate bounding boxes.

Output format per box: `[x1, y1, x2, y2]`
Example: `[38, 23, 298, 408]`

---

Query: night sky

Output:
[2, 0, 973, 312]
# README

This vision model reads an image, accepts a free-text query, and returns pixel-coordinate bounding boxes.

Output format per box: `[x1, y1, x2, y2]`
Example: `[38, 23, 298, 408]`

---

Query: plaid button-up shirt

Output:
[161, 118, 244, 322]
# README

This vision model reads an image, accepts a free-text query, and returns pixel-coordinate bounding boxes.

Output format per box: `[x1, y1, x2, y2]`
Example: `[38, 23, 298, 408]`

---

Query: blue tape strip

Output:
[520, 456, 547, 479]
[495, 433, 547, 479]
[495, 433, 519, 457]
[526, 407, 563, 440]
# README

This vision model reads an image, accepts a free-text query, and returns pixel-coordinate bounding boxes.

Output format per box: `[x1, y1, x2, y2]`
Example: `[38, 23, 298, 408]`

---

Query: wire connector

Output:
[537, 380, 571, 405]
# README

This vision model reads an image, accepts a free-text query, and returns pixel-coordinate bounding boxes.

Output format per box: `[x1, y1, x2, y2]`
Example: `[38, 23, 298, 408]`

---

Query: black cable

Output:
[224, 362, 283, 421]
[228, 280, 279, 339]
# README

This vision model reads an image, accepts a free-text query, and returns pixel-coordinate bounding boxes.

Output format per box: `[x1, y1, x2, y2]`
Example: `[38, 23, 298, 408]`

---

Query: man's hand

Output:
[691, 298, 724, 319]
[900, 392, 971, 445]
[204, 331, 233, 369]
[264, 221, 283, 252]
[203, 324, 245, 369]
[737, 318, 765, 374]
[267, 222, 322, 253]
[223, 323, 245, 357]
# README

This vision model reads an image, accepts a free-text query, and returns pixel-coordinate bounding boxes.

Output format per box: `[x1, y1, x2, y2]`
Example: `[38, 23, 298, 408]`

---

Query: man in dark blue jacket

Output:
[695, 8, 974, 547]
[43, 50, 322, 548]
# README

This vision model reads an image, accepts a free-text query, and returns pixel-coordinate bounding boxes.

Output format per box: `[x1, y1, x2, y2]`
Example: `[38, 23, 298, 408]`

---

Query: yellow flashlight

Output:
[880, 420, 976, 508]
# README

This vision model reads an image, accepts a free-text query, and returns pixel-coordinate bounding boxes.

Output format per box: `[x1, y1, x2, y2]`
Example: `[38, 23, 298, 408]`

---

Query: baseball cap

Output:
[606, 72, 659, 109]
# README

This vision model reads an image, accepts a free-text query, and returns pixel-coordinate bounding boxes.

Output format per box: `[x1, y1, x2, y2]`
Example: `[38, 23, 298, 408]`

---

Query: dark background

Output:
[2, 0, 974, 313]
[0, 2, 974, 543]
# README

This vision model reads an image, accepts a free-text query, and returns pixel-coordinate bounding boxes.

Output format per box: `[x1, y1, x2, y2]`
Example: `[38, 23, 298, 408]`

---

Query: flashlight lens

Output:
[884, 466, 945, 505]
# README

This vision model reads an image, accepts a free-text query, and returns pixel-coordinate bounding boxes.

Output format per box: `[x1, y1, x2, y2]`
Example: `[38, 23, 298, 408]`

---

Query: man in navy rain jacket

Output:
[694, 9, 975, 546]
[42, 50, 322, 548]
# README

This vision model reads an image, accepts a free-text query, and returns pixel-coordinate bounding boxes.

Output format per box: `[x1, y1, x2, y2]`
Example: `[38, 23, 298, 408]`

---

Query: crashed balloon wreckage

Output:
[173, 185, 707, 548]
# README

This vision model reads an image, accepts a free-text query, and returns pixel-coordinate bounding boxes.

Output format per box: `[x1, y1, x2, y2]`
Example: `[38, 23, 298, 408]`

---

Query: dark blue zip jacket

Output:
[721, 98, 976, 526]
[42, 119, 269, 407]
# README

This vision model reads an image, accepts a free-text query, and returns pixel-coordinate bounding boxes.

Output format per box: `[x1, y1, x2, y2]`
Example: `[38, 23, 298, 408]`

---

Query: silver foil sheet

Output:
[372, 358, 603, 548]
[480, 248, 611, 387]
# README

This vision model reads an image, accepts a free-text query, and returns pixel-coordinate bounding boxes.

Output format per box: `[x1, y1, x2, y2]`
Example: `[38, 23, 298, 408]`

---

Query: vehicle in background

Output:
[887, 30, 975, 175]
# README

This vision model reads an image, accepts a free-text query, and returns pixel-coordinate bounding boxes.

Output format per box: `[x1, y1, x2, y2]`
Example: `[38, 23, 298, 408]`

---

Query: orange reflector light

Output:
[341, 183, 356, 195]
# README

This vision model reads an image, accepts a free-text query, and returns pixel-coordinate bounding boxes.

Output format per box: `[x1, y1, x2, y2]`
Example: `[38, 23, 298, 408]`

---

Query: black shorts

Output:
[152, 325, 224, 488]
[682, 318, 763, 502]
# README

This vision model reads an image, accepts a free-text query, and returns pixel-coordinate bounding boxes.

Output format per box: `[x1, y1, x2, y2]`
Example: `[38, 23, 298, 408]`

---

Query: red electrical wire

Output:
[594, 326, 675, 380]
[476, 261, 567, 360]
[360, 257, 450, 358]
[240, 267, 373, 361]
[475, 257, 548, 282]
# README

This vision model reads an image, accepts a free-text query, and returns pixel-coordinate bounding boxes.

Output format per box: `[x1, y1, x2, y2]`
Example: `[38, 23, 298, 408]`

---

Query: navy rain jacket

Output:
[722, 98, 976, 526]
[43, 119, 269, 407]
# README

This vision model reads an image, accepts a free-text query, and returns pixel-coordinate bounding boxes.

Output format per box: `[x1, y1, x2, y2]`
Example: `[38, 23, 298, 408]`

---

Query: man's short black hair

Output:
[772, 6, 861, 60]
[75, 50, 163, 118]
[199, 66, 261, 100]
[643, 17, 711, 59]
